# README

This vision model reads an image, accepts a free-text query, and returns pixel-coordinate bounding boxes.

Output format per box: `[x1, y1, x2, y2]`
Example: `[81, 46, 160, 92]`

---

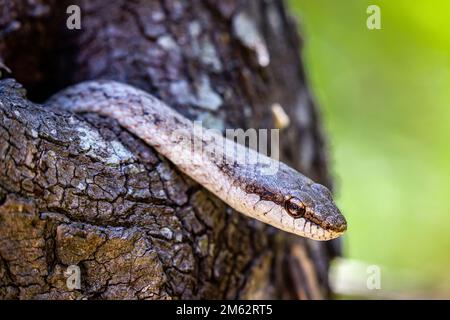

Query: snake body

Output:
[48, 80, 347, 241]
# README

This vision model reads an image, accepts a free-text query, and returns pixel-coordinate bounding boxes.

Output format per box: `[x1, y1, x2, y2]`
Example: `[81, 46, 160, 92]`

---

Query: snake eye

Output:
[285, 197, 306, 218]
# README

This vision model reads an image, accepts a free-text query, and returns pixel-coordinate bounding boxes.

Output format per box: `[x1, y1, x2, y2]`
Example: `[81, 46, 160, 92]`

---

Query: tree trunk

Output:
[0, 0, 340, 299]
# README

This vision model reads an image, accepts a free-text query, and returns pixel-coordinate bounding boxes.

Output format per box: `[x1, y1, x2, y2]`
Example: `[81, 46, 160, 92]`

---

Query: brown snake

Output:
[48, 80, 347, 241]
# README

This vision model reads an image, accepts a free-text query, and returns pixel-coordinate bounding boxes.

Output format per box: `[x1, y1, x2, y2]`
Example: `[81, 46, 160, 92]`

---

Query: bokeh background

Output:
[289, 0, 450, 298]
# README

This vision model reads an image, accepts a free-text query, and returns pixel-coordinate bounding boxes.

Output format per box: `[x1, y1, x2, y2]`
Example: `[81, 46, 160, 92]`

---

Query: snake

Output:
[48, 80, 347, 241]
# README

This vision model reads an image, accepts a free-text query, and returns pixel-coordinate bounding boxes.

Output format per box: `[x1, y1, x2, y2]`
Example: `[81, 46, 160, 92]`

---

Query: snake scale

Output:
[48, 80, 347, 241]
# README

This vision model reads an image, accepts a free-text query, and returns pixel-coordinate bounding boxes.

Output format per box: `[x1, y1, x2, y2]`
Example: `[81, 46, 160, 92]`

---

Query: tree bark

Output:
[0, 0, 340, 299]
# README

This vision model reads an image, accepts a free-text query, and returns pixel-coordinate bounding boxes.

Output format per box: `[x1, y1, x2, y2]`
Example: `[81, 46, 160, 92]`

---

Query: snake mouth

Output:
[294, 217, 345, 241]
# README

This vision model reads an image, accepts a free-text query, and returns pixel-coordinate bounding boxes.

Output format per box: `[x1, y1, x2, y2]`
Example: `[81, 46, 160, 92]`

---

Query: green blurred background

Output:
[289, 0, 450, 297]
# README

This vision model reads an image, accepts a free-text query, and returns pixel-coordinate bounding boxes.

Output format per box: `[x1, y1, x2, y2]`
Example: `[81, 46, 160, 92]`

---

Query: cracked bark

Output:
[0, 0, 340, 299]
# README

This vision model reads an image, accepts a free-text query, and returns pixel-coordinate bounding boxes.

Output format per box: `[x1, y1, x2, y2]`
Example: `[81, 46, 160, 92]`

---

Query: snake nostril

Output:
[335, 215, 347, 232]
[324, 214, 347, 232]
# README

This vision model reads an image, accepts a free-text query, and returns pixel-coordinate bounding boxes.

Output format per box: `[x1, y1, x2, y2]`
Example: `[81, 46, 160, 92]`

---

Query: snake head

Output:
[236, 160, 347, 241]
[283, 182, 347, 240]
